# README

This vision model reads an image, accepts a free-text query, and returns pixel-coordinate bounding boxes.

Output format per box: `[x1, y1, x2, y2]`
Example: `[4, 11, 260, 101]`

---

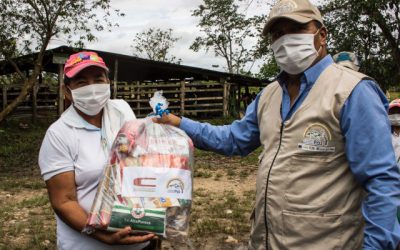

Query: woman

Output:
[388, 99, 400, 229]
[38, 52, 155, 249]
[389, 99, 400, 164]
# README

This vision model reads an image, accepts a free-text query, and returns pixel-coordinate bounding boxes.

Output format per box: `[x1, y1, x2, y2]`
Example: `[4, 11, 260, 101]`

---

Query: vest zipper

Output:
[264, 122, 285, 250]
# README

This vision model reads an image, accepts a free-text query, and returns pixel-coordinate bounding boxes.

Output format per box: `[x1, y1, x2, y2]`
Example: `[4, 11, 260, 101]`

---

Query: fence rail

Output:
[0, 80, 230, 119]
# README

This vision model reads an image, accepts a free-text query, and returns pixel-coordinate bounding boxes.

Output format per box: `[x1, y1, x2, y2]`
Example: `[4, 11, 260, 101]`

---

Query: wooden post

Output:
[2, 85, 7, 110]
[113, 59, 118, 99]
[237, 83, 241, 112]
[136, 81, 140, 116]
[58, 64, 64, 116]
[222, 79, 229, 117]
[32, 73, 41, 123]
[180, 81, 185, 116]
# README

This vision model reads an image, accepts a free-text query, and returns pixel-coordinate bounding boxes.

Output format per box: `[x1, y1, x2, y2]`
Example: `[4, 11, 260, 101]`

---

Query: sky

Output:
[47, 0, 319, 74]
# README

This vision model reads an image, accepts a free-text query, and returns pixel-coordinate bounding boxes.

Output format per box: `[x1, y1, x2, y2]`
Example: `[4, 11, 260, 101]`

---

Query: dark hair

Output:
[64, 76, 72, 85]
[63, 68, 109, 86]
[314, 20, 323, 29]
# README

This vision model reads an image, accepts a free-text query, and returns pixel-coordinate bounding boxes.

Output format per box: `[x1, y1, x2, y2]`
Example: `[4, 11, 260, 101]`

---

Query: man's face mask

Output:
[271, 28, 322, 75]
[69, 83, 110, 116]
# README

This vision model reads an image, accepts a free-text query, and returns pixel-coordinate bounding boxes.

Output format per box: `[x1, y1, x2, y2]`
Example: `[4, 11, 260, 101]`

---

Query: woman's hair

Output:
[64, 76, 72, 86]
[63, 68, 108, 86]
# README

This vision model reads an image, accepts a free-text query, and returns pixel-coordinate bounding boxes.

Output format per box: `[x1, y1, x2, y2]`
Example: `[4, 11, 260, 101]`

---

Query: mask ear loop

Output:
[66, 86, 75, 104]
[314, 26, 325, 55]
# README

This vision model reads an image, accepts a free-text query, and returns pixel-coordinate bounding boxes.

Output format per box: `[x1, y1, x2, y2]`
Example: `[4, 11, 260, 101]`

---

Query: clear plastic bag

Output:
[84, 92, 194, 244]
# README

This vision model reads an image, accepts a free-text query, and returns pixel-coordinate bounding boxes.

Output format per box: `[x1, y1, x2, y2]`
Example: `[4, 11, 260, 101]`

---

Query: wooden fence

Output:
[0, 80, 230, 119]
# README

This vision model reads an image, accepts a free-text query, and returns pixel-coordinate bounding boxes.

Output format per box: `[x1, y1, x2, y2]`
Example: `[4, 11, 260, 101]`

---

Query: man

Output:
[333, 51, 360, 71]
[156, 0, 400, 249]
[39, 52, 156, 249]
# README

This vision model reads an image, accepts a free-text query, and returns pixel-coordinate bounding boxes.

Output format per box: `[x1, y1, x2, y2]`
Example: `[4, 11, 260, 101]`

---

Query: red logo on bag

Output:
[133, 178, 156, 187]
[131, 208, 145, 219]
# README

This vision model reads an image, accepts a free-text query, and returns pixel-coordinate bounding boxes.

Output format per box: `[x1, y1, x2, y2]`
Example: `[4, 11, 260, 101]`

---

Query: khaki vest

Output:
[250, 64, 372, 250]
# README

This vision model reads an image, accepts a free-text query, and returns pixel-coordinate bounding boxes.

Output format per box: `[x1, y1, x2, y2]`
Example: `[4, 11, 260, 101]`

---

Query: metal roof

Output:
[0, 46, 269, 86]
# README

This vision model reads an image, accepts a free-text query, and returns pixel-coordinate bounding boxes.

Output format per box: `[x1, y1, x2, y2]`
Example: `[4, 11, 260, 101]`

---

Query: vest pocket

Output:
[284, 154, 336, 209]
[282, 210, 343, 250]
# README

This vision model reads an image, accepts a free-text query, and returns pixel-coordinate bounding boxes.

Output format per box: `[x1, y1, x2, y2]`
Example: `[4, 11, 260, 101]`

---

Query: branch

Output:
[366, 7, 400, 66]
[38, 0, 51, 27]
[48, 0, 69, 34]
[4, 55, 26, 79]
[319, 2, 346, 15]
[25, 0, 47, 28]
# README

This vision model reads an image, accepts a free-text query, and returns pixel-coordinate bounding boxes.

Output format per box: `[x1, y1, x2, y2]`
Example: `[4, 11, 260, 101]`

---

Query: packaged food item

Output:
[84, 92, 193, 244]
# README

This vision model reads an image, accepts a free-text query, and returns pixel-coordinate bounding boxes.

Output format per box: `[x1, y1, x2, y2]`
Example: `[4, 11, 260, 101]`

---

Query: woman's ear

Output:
[63, 84, 72, 102]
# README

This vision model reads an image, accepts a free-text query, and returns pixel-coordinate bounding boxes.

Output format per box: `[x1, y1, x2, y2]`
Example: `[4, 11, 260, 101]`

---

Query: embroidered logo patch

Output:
[298, 123, 335, 152]
[270, 0, 297, 18]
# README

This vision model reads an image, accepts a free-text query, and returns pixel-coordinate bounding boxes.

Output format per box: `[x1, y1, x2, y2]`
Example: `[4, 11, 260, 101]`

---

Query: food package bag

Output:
[84, 92, 194, 243]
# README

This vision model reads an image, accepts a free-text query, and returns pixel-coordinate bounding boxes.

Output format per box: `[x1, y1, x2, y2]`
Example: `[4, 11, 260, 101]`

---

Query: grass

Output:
[0, 191, 56, 250]
[0, 119, 51, 171]
[191, 189, 254, 237]
[389, 91, 400, 101]
[0, 118, 56, 250]
[194, 146, 261, 179]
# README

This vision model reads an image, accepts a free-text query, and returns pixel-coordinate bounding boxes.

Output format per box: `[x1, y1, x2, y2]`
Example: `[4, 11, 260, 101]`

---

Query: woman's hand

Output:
[93, 227, 156, 245]
[46, 173, 155, 245]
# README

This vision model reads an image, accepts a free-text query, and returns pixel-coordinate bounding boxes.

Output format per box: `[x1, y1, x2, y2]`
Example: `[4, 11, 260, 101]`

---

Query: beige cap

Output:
[263, 0, 323, 35]
[333, 51, 360, 71]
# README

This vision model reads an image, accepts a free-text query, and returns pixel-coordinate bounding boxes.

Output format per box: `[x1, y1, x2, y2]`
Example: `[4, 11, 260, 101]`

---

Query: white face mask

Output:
[389, 114, 400, 127]
[70, 83, 110, 116]
[271, 29, 322, 75]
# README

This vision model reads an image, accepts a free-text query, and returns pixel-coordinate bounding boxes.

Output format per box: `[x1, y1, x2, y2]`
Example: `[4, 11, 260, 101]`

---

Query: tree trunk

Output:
[0, 71, 39, 123]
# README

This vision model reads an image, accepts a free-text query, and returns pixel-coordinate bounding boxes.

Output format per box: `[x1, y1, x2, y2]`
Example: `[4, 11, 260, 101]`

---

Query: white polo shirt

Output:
[39, 100, 148, 250]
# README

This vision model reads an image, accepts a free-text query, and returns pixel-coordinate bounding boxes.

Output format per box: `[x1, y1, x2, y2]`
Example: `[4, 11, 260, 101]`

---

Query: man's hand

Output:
[93, 226, 156, 245]
[152, 113, 181, 127]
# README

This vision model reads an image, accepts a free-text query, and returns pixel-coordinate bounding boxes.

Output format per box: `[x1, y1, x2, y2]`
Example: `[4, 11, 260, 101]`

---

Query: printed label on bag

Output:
[121, 167, 192, 200]
[108, 204, 166, 235]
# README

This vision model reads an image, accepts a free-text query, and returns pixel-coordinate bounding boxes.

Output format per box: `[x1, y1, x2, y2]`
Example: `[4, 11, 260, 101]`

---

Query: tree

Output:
[0, 0, 123, 122]
[131, 28, 181, 64]
[320, 0, 400, 91]
[256, 56, 280, 81]
[190, 0, 262, 74]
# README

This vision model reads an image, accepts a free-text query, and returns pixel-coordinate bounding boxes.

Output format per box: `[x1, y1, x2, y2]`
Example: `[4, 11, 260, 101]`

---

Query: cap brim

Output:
[338, 61, 359, 71]
[262, 14, 313, 36]
[65, 62, 109, 78]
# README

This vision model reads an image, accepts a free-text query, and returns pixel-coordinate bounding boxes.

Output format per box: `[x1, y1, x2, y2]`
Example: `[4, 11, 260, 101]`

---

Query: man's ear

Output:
[319, 26, 327, 47]
[63, 85, 73, 102]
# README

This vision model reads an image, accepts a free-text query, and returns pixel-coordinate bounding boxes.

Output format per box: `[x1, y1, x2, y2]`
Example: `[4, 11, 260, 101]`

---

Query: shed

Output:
[0, 46, 269, 119]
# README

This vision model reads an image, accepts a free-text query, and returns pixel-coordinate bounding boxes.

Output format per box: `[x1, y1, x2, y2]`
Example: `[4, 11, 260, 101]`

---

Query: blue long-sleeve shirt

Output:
[180, 55, 400, 249]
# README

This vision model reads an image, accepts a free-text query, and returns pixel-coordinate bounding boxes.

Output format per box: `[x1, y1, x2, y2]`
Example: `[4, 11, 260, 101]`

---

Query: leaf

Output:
[131, 27, 181, 64]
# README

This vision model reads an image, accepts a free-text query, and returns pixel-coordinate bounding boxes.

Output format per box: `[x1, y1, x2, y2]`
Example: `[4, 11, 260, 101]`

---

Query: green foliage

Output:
[0, 0, 123, 122]
[320, 0, 400, 90]
[191, 0, 264, 74]
[131, 28, 181, 64]
[0, 0, 122, 58]
[256, 56, 279, 80]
